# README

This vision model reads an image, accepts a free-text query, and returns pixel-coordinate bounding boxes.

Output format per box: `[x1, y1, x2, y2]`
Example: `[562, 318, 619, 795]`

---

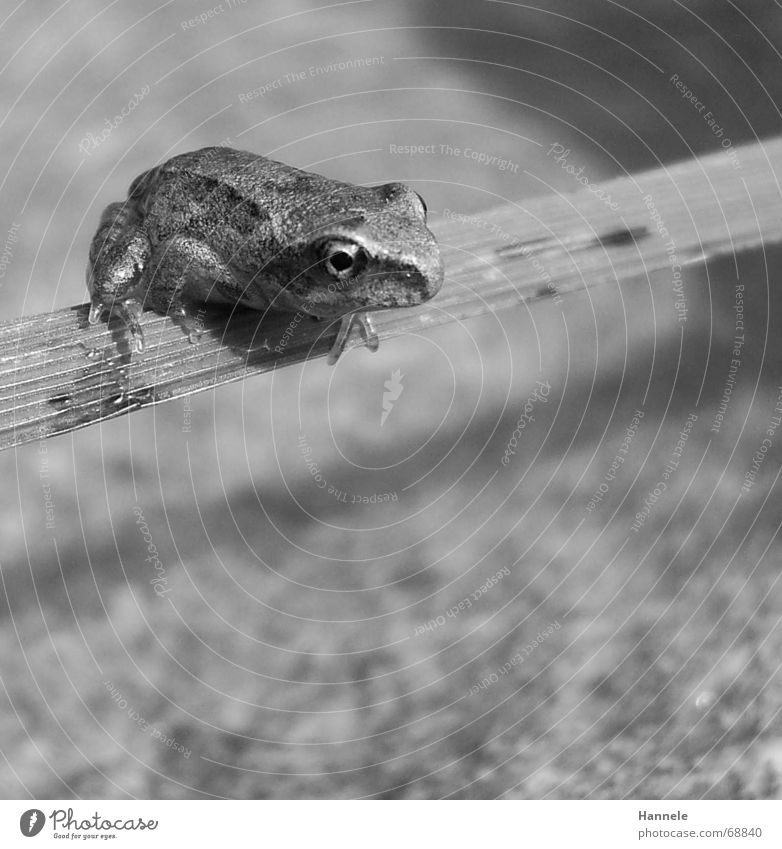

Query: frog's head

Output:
[287, 182, 444, 317]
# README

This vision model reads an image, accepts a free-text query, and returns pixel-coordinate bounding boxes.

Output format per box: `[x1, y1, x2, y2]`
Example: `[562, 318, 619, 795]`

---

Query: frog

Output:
[86, 146, 444, 362]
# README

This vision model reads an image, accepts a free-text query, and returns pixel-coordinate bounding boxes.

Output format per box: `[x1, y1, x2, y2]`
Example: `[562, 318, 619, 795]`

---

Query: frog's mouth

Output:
[301, 267, 443, 317]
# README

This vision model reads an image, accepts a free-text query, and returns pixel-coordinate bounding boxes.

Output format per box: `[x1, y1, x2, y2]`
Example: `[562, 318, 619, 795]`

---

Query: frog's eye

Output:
[414, 192, 428, 217]
[321, 241, 367, 279]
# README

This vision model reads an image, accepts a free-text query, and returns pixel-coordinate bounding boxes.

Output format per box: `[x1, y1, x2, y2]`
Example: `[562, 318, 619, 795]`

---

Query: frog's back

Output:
[160, 146, 287, 180]
[134, 146, 328, 201]
[129, 146, 343, 243]
[126, 145, 387, 263]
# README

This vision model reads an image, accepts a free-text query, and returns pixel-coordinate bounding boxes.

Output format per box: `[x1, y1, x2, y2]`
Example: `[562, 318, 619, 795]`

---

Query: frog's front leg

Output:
[87, 202, 152, 352]
[327, 312, 380, 365]
[141, 235, 238, 344]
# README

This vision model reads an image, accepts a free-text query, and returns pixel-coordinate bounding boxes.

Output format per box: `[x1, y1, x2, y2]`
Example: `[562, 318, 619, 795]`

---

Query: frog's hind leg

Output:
[87, 201, 151, 352]
[141, 235, 239, 344]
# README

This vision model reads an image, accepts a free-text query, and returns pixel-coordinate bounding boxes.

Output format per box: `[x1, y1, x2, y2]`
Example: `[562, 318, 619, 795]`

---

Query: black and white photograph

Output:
[1, 0, 782, 838]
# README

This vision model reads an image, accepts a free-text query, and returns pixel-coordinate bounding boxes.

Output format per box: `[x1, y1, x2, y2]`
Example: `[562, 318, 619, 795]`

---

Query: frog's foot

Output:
[172, 303, 205, 344]
[86, 210, 151, 354]
[88, 296, 145, 353]
[140, 284, 206, 345]
[326, 312, 379, 365]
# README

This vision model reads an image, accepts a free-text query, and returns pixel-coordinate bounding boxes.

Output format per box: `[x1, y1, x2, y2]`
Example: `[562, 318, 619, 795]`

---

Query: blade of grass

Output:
[1, 135, 780, 450]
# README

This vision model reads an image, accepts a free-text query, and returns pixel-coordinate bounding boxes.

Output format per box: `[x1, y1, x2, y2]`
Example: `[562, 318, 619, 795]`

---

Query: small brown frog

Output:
[86, 146, 443, 361]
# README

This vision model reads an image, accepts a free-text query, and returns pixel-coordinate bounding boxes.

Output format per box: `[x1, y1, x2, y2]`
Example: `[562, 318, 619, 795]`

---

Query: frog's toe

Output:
[167, 302, 205, 346]
[326, 312, 379, 365]
[356, 313, 379, 353]
[87, 296, 145, 352]
[118, 299, 144, 352]
[186, 323, 203, 345]
[88, 301, 104, 325]
[327, 314, 354, 365]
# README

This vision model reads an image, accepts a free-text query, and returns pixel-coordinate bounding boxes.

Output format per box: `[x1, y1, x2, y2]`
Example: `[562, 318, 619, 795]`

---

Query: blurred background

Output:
[1, 0, 781, 799]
